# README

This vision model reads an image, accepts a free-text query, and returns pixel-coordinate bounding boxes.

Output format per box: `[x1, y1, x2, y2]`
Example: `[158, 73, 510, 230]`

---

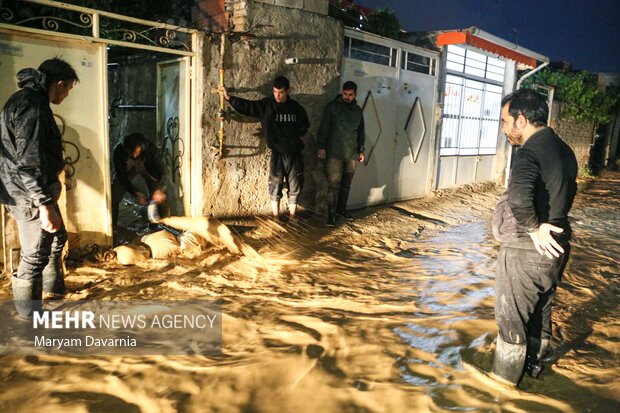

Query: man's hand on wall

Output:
[528, 223, 565, 259]
[217, 85, 230, 101]
[317, 149, 326, 160]
[39, 205, 62, 233]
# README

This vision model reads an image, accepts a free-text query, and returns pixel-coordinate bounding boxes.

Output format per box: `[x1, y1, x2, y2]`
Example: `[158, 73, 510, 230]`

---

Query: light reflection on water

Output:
[1, 176, 619, 413]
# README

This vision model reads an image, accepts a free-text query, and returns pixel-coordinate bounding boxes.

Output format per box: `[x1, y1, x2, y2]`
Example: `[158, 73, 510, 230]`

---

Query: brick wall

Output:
[549, 101, 595, 174]
[193, 0, 228, 32]
[193, 1, 329, 32]
[254, 0, 328, 15]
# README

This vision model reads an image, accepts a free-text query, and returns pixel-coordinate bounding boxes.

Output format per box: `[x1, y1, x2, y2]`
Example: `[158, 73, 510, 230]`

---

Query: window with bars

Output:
[440, 75, 504, 156]
[400, 50, 435, 75]
[344, 36, 397, 67]
[343, 37, 437, 74]
[445, 45, 506, 82]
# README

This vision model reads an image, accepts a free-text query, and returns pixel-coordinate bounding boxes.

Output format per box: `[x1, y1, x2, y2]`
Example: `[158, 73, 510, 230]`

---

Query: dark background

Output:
[359, 0, 620, 73]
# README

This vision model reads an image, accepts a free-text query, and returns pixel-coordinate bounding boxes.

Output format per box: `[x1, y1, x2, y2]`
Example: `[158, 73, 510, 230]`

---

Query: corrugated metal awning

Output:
[436, 27, 548, 69]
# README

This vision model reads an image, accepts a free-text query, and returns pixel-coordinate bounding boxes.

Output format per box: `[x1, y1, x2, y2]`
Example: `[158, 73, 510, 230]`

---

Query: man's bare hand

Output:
[39, 205, 61, 233]
[217, 85, 230, 101]
[136, 192, 148, 206]
[317, 149, 326, 160]
[528, 223, 565, 259]
[151, 190, 166, 204]
[359, 152, 366, 164]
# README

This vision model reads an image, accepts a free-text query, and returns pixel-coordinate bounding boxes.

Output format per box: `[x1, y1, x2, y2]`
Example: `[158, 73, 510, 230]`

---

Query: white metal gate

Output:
[341, 29, 438, 208]
[157, 58, 191, 217]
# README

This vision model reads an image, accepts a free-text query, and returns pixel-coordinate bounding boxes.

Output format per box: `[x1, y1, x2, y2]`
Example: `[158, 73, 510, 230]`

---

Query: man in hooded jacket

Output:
[0, 58, 79, 317]
[317, 81, 365, 226]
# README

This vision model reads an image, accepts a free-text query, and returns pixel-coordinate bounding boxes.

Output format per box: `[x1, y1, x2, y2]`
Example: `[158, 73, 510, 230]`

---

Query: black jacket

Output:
[113, 139, 166, 196]
[493, 127, 578, 245]
[228, 96, 309, 154]
[0, 68, 65, 207]
[317, 95, 365, 160]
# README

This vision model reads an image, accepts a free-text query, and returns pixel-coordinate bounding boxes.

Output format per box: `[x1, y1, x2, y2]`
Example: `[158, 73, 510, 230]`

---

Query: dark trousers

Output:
[326, 158, 356, 212]
[268, 151, 304, 205]
[7, 202, 67, 292]
[495, 244, 570, 345]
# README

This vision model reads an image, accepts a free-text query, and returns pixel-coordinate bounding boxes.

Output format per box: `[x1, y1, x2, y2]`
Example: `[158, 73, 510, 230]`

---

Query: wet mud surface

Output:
[0, 173, 618, 412]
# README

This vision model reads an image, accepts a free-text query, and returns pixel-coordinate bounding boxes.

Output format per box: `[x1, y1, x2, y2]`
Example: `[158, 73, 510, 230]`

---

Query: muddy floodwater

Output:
[1, 173, 619, 413]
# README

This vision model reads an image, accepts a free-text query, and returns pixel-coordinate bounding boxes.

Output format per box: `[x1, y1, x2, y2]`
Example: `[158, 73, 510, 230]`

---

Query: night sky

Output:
[358, 0, 620, 73]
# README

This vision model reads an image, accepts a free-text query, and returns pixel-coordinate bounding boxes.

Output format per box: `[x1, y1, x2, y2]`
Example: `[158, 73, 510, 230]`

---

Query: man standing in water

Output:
[0, 58, 79, 317]
[317, 81, 365, 227]
[218, 76, 309, 220]
[490, 89, 577, 386]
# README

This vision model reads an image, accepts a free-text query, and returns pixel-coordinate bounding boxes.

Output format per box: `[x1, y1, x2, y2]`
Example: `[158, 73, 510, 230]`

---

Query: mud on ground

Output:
[0, 174, 618, 413]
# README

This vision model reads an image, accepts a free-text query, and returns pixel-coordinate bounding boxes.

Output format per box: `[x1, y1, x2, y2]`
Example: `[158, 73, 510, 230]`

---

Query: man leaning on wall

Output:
[0, 58, 79, 317]
[489, 88, 577, 386]
[218, 76, 310, 220]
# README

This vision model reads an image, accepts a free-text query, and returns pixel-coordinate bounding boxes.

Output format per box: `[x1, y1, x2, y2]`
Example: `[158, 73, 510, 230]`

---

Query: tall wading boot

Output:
[337, 172, 354, 220]
[491, 335, 527, 386]
[42, 258, 66, 297]
[11, 276, 43, 318]
[326, 188, 338, 227]
[525, 337, 550, 378]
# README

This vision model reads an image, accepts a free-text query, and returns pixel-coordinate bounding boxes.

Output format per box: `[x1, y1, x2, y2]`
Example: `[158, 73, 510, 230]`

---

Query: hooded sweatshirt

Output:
[228, 95, 309, 154]
[0, 68, 64, 207]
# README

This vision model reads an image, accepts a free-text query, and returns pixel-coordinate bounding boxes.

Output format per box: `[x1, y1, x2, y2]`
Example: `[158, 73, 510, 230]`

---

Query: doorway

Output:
[108, 48, 191, 244]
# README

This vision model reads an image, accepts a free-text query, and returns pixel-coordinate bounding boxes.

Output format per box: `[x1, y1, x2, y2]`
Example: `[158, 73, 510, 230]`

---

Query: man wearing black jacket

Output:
[219, 76, 309, 219]
[111, 133, 167, 226]
[490, 89, 578, 386]
[0, 58, 79, 316]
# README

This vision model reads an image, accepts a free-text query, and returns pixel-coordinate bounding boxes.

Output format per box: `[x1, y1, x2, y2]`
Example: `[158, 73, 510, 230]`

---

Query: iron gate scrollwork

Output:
[54, 114, 80, 177]
[161, 116, 183, 184]
[0, 0, 193, 53]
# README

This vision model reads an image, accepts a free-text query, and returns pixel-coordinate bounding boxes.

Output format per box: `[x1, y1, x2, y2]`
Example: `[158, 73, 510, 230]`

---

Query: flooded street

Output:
[1, 173, 619, 413]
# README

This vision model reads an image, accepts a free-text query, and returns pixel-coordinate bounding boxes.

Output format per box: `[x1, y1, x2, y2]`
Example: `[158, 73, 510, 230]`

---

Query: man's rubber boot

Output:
[12, 276, 43, 318]
[327, 188, 338, 227]
[337, 172, 354, 220]
[491, 335, 527, 386]
[338, 210, 354, 220]
[327, 211, 336, 227]
[43, 259, 66, 297]
[525, 337, 550, 378]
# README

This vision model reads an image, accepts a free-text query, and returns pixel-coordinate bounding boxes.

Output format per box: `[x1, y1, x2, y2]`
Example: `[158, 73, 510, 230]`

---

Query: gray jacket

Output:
[317, 95, 365, 160]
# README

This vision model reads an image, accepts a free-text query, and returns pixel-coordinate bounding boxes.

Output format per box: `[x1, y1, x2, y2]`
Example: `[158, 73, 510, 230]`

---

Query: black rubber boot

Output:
[327, 187, 339, 227]
[42, 258, 66, 297]
[525, 337, 550, 378]
[12, 276, 43, 318]
[336, 172, 354, 220]
[491, 335, 527, 386]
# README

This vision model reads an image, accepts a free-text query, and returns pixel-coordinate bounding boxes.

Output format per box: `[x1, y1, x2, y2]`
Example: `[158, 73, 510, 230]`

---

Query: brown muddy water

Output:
[0, 173, 619, 413]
